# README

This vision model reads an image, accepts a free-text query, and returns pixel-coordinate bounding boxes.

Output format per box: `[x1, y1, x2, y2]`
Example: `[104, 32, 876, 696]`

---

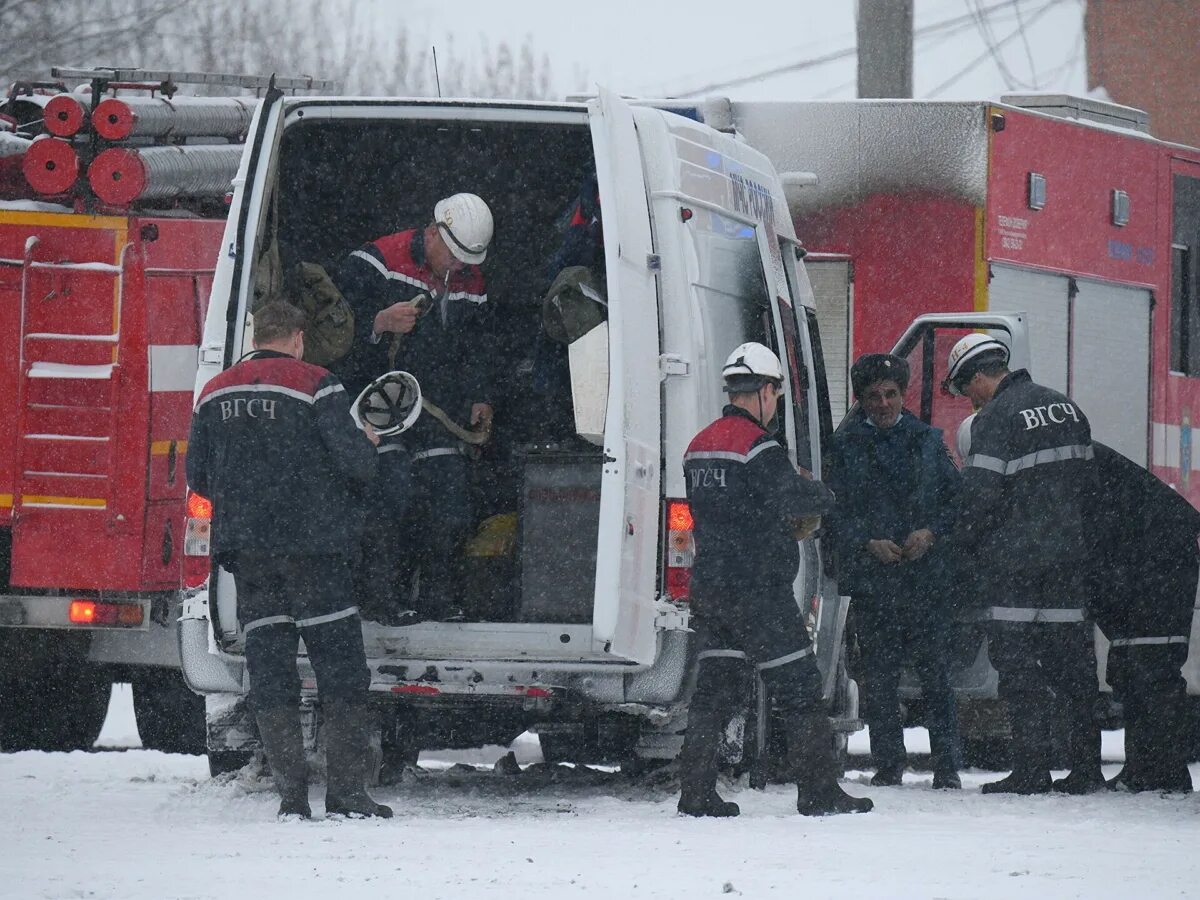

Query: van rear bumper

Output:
[178, 592, 693, 707]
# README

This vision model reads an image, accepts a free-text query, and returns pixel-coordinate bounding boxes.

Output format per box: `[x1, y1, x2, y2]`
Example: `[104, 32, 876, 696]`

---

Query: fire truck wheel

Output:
[132, 671, 206, 754]
[0, 669, 111, 752]
[207, 749, 254, 777]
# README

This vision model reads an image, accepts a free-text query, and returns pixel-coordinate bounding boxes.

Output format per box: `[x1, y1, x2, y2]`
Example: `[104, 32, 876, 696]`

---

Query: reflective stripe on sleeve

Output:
[1108, 635, 1189, 647]
[313, 383, 345, 402]
[412, 447, 464, 462]
[984, 606, 1088, 623]
[967, 443, 1094, 476]
[757, 646, 815, 670]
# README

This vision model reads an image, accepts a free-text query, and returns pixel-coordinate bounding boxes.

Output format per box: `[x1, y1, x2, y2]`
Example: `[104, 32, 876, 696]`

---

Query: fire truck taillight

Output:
[664, 499, 694, 601]
[68, 600, 144, 627]
[183, 491, 212, 587]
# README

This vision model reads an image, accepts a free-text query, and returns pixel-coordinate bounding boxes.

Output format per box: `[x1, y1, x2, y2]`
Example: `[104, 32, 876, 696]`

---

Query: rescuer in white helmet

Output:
[945, 332, 1105, 795]
[675, 342, 873, 818]
[331, 192, 495, 625]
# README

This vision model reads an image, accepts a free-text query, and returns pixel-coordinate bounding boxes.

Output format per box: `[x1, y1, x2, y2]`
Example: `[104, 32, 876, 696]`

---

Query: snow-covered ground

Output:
[2, 685, 1197, 900]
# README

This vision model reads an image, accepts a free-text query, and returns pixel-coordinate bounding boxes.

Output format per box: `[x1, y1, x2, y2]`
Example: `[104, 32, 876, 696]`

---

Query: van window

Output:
[689, 215, 774, 369]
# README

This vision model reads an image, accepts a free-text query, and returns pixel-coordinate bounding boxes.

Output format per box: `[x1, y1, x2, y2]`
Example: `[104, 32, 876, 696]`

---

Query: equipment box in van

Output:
[180, 88, 859, 773]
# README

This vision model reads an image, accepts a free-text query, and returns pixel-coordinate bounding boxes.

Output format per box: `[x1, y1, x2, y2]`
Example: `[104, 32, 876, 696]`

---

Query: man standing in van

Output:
[677, 342, 874, 817]
[187, 301, 392, 819]
[333, 193, 494, 623]
[946, 334, 1103, 795]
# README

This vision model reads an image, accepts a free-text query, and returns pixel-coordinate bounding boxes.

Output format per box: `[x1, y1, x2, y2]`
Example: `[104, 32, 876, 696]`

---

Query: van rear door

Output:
[588, 90, 660, 665]
[202, 86, 287, 645]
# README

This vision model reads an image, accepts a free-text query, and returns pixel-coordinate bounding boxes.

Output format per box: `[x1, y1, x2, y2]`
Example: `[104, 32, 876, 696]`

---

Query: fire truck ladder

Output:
[7, 235, 132, 524]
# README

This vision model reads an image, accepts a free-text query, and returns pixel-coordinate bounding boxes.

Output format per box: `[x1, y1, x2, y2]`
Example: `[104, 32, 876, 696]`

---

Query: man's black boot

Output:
[932, 769, 962, 790]
[981, 767, 1052, 794]
[676, 698, 739, 818]
[984, 694, 1051, 795]
[1053, 697, 1104, 794]
[1135, 693, 1194, 792]
[789, 713, 873, 816]
[255, 707, 312, 819]
[870, 763, 905, 787]
[322, 701, 393, 818]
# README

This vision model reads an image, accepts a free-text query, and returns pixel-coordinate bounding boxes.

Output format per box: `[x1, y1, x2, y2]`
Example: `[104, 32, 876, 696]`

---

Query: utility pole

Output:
[856, 0, 914, 98]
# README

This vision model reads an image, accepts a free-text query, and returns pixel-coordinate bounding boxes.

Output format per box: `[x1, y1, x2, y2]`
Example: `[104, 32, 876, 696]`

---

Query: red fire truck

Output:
[733, 93, 1200, 753]
[0, 67, 330, 753]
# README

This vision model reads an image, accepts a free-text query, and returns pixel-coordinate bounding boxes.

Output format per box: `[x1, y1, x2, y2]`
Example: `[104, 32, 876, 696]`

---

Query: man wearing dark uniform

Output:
[187, 301, 391, 819]
[333, 193, 494, 622]
[676, 341, 873, 818]
[948, 334, 1103, 795]
[1089, 443, 1198, 793]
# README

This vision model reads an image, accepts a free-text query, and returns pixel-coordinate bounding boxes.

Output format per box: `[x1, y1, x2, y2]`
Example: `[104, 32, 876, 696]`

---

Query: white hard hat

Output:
[352, 371, 422, 437]
[956, 413, 976, 462]
[433, 193, 493, 265]
[944, 333, 1010, 396]
[722, 341, 784, 391]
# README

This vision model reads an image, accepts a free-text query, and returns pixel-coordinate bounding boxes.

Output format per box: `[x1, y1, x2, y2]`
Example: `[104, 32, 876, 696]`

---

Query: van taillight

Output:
[183, 490, 212, 587]
[665, 499, 694, 601]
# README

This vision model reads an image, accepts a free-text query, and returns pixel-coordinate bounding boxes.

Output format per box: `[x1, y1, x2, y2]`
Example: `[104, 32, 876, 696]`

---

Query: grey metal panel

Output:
[1071, 279, 1151, 465]
[806, 259, 853, 425]
[731, 101, 989, 216]
[987, 264, 1070, 393]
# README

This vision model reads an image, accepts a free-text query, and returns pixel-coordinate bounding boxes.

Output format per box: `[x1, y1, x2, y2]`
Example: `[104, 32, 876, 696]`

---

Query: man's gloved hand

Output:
[866, 538, 904, 564]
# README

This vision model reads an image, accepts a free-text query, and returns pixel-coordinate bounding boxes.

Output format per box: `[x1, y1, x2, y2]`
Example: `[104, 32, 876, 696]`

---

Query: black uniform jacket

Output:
[332, 227, 493, 451]
[683, 405, 835, 618]
[825, 408, 961, 598]
[956, 369, 1096, 589]
[186, 350, 378, 561]
[1088, 443, 1200, 638]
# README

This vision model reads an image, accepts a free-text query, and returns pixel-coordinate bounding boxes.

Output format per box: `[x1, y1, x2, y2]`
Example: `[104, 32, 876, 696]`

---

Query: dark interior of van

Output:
[267, 115, 608, 626]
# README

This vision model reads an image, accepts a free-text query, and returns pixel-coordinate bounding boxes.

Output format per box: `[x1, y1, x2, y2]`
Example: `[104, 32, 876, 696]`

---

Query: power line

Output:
[928, 0, 1062, 97]
[667, 0, 1050, 98]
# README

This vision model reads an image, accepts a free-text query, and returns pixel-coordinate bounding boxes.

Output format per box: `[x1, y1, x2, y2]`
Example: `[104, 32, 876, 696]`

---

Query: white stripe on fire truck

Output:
[149, 345, 199, 392]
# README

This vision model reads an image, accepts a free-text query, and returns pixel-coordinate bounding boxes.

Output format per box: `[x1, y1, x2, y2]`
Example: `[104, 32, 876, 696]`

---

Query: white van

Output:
[179, 89, 859, 775]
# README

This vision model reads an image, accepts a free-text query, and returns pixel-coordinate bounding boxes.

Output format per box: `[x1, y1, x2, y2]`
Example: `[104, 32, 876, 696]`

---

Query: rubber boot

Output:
[676, 697, 740, 818]
[1052, 695, 1104, 795]
[322, 701, 393, 818]
[1134, 692, 1193, 793]
[982, 694, 1051, 795]
[255, 707, 311, 819]
[789, 713, 873, 816]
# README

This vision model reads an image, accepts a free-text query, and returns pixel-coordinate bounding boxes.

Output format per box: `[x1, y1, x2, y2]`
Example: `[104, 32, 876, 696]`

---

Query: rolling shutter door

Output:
[987, 264, 1070, 393]
[1070, 280, 1151, 465]
[807, 258, 852, 424]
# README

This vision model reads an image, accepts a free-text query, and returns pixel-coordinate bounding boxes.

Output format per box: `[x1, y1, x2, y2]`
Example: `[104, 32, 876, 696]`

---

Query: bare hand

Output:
[470, 402, 494, 435]
[363, 423, 381, 447]
[902, 528, 935, 562]
[373, 300, 421, 336]
[866, 538, 904, 564]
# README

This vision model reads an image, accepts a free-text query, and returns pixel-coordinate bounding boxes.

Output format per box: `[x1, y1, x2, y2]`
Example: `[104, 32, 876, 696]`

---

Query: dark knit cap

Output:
[850, 353, 910, 398]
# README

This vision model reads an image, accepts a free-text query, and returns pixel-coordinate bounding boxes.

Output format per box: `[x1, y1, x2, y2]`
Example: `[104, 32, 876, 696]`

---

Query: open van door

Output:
[204, 84, 288, 647]
[588, 90, 660, 664]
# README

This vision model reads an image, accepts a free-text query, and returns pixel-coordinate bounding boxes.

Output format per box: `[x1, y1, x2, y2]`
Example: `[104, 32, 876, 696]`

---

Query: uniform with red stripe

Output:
[684, 405, 833, 612]
[333, 227, 493, 451]
[187, 350, 377, 559]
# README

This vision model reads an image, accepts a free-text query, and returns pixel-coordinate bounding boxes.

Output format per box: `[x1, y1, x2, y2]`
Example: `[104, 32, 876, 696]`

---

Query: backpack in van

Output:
[251, 194, 355, 368]
[542, 265, 607, 344]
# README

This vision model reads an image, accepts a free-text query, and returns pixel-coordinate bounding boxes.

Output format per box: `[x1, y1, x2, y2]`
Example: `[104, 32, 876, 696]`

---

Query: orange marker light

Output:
[186, 492, 213, 519]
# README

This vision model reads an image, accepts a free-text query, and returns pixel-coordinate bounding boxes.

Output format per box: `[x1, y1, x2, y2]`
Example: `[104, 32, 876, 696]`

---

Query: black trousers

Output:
[397, 452, 473, 618]
[685, 599, 826, 751]
[356, 447, 412, 618]
[1107, 642, 1190, 782]
[235, 553, 370, 712]
[987, 620, 1100, 771]
[855, 593, 960, 772]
